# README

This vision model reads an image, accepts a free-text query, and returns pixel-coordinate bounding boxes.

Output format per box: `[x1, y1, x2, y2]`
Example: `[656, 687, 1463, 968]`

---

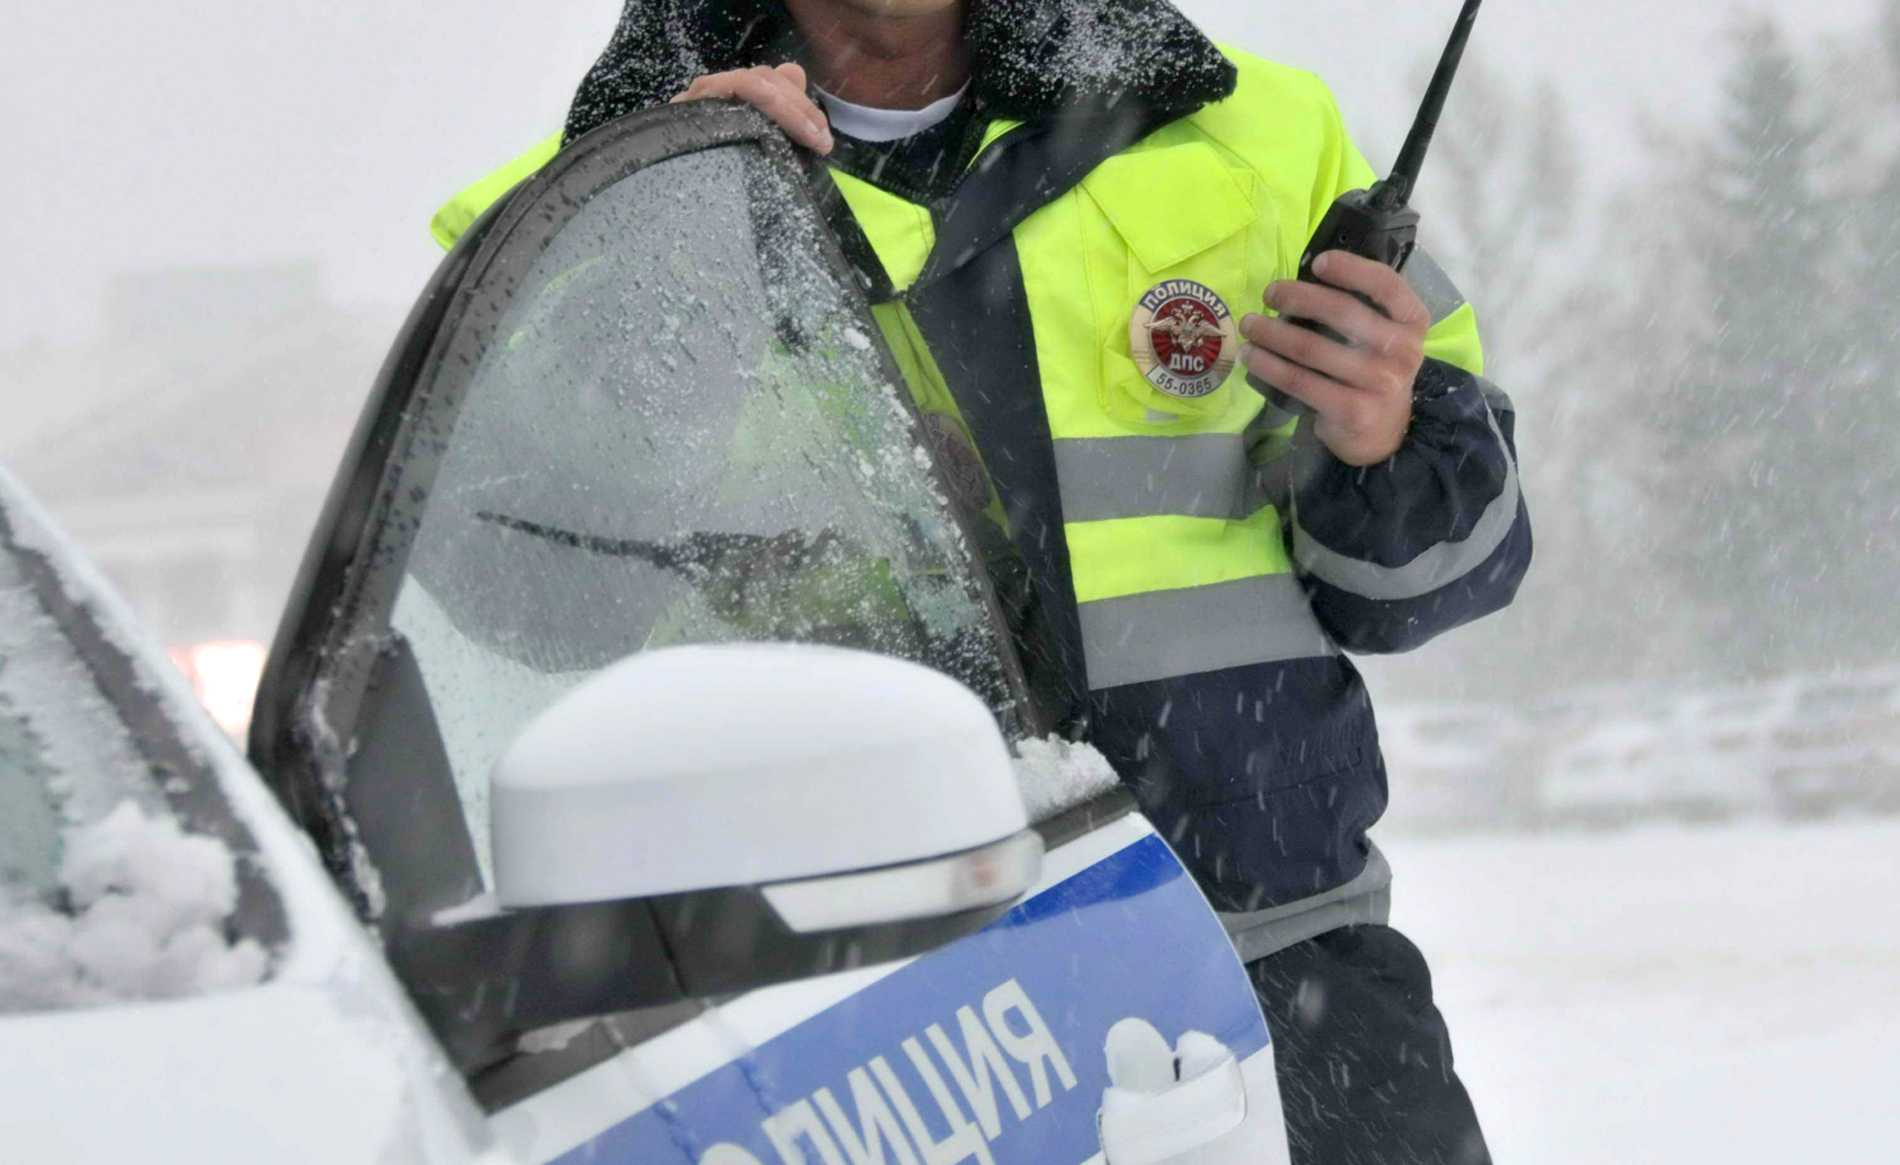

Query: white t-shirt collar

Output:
[814, 82, 970, 144]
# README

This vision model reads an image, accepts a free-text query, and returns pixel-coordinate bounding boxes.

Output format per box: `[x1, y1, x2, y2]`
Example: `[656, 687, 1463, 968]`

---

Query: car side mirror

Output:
[488, 644, 1039, 993]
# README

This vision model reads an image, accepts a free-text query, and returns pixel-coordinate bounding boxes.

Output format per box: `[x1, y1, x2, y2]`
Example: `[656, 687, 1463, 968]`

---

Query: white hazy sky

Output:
[0, 0, 1883, 351]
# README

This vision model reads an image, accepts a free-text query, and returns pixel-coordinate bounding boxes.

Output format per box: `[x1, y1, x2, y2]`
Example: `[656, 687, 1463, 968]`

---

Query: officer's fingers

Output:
[1241, 341, 1357, 418]
[1240, 314, 1385, 396]
[671, 71, 745, 102]
[745, 66, 834, 153]
[684, 68, 831, 151]
[774, 61, 809, 90]
[1266, 279, 1392, 353]
[1311, 251, 1431, 331]
[672, 68, 833, 153]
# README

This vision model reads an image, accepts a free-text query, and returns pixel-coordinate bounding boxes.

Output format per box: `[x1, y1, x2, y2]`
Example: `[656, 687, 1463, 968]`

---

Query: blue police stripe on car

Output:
[560, 832, 1270, 1164]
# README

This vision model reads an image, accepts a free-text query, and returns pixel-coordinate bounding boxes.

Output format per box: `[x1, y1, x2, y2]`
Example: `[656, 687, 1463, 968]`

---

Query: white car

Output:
[1, 103, 1291, 1164]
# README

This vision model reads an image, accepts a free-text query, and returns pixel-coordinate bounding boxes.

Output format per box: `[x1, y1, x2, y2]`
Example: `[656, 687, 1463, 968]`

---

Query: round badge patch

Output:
[1130, 280, 1240, 400]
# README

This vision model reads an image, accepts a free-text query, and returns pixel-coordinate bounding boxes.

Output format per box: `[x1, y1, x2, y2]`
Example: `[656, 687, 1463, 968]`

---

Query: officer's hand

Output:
[1238, 251, 1430, 467]
[672, 63, 835, 155]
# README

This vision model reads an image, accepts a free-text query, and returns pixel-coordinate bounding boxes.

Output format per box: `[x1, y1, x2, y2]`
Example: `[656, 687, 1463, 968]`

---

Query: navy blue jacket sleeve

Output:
[1286, 357, 1533, 655]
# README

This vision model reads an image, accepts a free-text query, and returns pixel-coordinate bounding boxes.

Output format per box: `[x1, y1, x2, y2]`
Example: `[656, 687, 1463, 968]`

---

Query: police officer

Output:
[445, 1, 1528, 1159]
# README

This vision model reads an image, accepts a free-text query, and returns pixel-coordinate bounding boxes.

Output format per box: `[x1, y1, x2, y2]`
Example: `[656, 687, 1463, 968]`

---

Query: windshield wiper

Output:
[475, 511, 840, 583]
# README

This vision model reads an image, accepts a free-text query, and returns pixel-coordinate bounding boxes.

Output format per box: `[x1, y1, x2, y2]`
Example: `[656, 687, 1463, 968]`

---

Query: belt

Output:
[1219, 842, 1393, 964]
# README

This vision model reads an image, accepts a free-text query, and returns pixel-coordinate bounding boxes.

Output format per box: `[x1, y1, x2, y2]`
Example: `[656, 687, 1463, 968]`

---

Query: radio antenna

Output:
[1377, 0, 1484, 210]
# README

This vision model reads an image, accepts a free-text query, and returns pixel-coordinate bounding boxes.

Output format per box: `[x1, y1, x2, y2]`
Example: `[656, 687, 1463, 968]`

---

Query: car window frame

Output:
[247, 101, 1041, 1094]
[1, 485, 288, 960]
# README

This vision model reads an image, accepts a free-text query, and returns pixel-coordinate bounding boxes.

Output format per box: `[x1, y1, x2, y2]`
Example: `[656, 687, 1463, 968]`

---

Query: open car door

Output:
[249, 103, 1289, 1163]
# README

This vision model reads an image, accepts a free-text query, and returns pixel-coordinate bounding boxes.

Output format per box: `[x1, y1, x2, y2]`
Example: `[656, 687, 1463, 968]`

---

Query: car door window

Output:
[390, 144, 1014, 879]
[0, 544, 120, 900]
[252, 104, 1033, 1080]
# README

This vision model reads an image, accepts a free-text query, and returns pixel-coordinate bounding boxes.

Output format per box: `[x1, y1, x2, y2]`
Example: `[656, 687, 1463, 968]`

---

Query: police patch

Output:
[1130, 280, 1239, 400]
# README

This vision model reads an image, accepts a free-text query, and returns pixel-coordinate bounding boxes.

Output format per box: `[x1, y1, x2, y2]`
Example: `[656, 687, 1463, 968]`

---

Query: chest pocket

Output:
[1080, 142, 1284, 428]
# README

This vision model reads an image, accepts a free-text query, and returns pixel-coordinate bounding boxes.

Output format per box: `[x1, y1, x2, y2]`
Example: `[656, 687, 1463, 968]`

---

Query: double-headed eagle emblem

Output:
[1145, 301, 1224, 349]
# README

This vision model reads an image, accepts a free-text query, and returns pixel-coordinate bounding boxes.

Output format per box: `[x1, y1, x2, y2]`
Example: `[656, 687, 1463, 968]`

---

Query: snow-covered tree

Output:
[1652, 15, 1900, 677]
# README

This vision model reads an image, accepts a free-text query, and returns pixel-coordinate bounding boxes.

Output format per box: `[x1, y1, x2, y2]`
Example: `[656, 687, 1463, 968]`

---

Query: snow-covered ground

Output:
[1384, 820, 1900, 1162]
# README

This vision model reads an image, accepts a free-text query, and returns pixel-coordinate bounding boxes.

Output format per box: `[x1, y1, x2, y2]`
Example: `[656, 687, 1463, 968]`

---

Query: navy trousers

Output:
[1250, 925, 1492, 1165]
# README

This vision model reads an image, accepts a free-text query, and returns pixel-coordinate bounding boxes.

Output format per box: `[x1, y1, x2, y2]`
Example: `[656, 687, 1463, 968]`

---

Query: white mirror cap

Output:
[491, 644, 1028, 909]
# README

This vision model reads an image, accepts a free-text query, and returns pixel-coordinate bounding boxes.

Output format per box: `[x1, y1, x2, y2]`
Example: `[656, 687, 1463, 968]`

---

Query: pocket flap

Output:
[1082, 143, 1256, 274]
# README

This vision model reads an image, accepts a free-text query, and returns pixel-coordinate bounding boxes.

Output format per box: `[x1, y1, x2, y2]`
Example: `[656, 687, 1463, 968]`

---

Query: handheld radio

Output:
[1250, 0, 1485, 414]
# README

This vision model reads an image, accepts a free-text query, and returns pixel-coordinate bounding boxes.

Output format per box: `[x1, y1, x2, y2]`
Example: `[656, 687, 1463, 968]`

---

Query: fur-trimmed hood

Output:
[564, 0, 1236, 143]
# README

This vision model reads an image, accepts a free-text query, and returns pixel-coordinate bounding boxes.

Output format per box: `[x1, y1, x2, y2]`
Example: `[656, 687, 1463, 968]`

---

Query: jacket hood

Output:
[564, 0, 1237, 143]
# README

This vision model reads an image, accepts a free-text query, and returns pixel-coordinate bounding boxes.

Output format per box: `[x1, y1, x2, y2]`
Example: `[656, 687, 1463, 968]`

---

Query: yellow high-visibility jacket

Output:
[432, 44, 1530, 917]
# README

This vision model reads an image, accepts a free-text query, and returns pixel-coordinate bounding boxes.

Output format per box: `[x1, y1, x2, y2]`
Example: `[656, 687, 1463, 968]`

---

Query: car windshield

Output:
[387, 142, 1015, 882]
[0, 488, 270, 1011]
